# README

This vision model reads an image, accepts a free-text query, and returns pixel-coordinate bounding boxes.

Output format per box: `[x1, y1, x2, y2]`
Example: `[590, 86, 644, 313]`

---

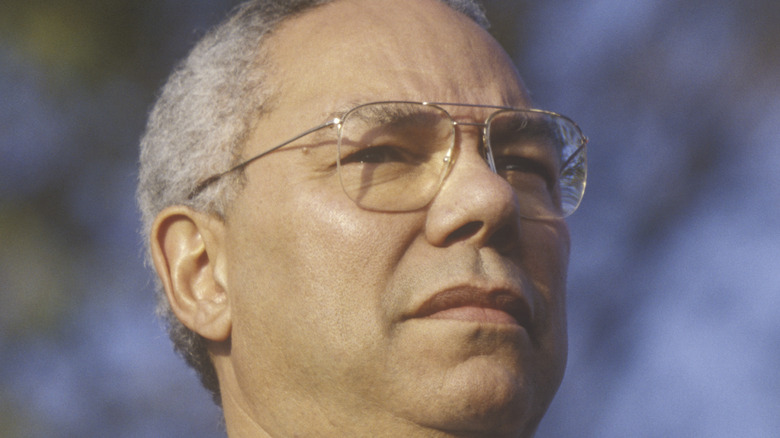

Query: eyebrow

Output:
[323, 100, 364, 121]
[494, 114, 559, 137]
[323, 99, 431, 120]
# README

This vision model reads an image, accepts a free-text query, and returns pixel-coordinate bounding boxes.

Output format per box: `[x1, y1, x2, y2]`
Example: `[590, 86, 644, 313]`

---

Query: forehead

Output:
[262, 0, 529, 125]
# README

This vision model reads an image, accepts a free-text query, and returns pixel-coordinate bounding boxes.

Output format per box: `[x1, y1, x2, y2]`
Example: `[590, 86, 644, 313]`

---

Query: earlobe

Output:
[150, 206, 232, 342]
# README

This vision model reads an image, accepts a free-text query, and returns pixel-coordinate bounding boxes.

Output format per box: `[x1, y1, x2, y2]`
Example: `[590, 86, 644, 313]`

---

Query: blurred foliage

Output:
[0, 1, 238, 436]
[0, 206, 71, 337]
[0, 0, 144, 88]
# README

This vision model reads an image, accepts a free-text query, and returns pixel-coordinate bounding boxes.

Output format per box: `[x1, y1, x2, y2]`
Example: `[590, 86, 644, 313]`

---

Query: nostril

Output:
[444, 221, 483, 246]
[441, 220, 519, 252]
[487, 222, 519, 254]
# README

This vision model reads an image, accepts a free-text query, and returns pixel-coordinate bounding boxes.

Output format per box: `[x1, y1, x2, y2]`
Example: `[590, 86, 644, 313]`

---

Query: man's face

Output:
[217, 0, 569, 435]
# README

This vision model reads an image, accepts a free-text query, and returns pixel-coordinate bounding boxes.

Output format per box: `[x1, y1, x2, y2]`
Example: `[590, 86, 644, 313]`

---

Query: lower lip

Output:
[425, 306, 520, 326]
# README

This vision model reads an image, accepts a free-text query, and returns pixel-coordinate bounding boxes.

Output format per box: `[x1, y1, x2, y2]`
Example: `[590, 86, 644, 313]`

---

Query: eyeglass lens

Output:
[337, 102, 586, 218]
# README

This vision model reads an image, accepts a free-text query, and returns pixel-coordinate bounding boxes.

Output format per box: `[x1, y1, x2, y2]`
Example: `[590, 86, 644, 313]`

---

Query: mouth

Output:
[411, 286, 532, 329]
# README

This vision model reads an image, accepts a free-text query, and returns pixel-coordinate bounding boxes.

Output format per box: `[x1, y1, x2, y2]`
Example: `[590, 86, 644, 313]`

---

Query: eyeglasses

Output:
[189, 101, 588, 219]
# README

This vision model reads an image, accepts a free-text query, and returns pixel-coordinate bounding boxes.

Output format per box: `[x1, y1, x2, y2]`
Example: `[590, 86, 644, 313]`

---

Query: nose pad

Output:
[455, 121, 496, 173]
[478, 139, 497, 173]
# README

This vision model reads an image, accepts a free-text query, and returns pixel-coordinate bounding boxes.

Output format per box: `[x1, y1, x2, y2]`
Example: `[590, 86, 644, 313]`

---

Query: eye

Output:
[340, 144, 410, 165]
[494, 155, 556, 188]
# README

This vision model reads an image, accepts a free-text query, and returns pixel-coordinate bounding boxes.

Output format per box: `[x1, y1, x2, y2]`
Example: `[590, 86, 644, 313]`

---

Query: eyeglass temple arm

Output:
[187, 118, 341, 200]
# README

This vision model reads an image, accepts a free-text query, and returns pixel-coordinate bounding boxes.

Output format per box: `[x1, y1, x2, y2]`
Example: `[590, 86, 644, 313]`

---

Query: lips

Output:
[411, 286, 532, 329]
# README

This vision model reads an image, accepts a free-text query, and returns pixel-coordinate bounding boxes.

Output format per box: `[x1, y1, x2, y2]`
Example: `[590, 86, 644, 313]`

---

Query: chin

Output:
[406, 359, 549, 438]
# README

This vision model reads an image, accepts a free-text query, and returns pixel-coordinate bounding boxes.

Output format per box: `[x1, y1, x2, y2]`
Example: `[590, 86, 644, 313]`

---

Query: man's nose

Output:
[424, 138, 521, 252]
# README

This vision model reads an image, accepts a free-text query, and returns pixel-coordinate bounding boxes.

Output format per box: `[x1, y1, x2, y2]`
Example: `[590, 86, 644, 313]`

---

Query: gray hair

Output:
[137, 0, 489, 406]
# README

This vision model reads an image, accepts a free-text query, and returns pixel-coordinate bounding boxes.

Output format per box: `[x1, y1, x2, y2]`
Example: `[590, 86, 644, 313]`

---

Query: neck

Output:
[215, 356, 534, 438]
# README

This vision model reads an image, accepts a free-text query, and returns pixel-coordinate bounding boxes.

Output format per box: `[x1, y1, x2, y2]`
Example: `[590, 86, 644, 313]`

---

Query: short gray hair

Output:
[137, 0, 489, 406]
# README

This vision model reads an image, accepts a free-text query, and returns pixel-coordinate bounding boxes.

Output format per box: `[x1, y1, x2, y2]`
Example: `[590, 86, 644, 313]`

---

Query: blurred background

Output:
[1, 0, 778, 436]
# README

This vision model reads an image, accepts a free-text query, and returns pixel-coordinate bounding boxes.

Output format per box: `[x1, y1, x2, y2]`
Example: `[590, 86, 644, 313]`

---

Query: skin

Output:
[151, 0, 570, 436]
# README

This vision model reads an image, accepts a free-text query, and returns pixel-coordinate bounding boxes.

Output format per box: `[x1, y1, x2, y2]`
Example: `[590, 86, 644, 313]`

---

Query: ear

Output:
[150, 205, 231, 342]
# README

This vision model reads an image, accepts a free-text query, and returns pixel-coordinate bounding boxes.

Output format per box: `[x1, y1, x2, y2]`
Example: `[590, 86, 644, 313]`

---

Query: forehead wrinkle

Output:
[259, 0, 534, 161]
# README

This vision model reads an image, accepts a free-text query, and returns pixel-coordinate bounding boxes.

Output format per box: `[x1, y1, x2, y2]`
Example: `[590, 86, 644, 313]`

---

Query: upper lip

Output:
[410, 284, 533, 329]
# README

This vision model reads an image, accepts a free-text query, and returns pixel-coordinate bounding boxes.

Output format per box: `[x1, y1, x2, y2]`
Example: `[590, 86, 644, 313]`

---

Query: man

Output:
[137, 0, 587, 436]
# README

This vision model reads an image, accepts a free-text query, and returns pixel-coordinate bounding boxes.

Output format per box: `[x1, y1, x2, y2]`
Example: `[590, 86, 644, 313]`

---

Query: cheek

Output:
[224, 184, 426, 402]
[228, 183, 422, 345]
[501, 220, 568, 343]
[519, 219, 569, 367]
[520, 219, 569, 306]
[292, 192, 420, 284]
